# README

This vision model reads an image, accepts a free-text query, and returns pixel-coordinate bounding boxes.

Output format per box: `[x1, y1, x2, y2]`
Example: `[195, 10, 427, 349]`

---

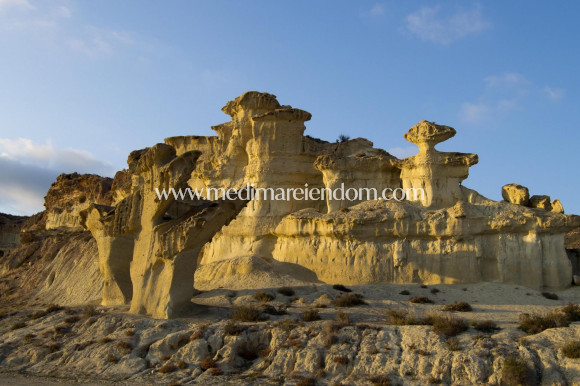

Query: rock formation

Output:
[0, 213, 26, 258]
[2, 91, 579, 319]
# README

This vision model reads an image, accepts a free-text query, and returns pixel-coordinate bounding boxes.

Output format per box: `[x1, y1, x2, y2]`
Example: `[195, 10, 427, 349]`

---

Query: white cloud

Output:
[387, 146, 417, 159]
[361, 3, 385, 17]
[0, 138, 115, 215]
[484, 73, 529, 91]
[459, 103, 490, 123]
[0, 0, 34, 12]
[544, 86, 565, 101]
[405, 4, 489, 45]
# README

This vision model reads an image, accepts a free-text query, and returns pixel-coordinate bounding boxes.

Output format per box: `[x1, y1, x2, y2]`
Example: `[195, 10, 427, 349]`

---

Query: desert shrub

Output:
[106, 353, 118, 363]
[20, 232, 35, 243]
[125, 329, 135, 337]
[541, 292, 558, 300]
[208, 367, 222, 376]
[386, 309, 419, 325]
[431, 314, 468, 337]
[332, 284, 352, 292]
[519, 311, 569, 334]
[100, 337, 113, 344]
[200, 356, 217, 371]
[53, 324, 70, 335]
[409, 296, 433, 304]
[501, 357, 530, 385]
[231, 305, 261, 322]
[333, 293, 366, 307]
[82, 305, 97, 318]
[275, 318, 299, 331]
[442, 301, 472, 312]
[336, 310, 350, 324]
[10, 321, 26, 330]
[473, 333, 487, 342]
[277, 287, 295, 296]
[64, 316, 80, 324]
[420, 284, 428, 288]
[333, 355, 349, 365]
[253, 291, 275, 302]
[560, 302, 580, 321]
[296, 377, 316, 386]
[445, 337, 461, 351]
[369, 375, 391, 385]
[262, 304, 287, 315]
[159, 363, 177, 374]
[302, 309, 320, 322]
[224, 321, 246, 336]
[24, 333, 35, 342]
[76, 340, 95, 351]
[177, 360, 188, 369]
[430, 288, 440, 294]
[473, 320, 501, 333]
[399, 290, 410, 295]
[48, 343, 61, 353]
[561, 340, 580, 358]
[116, 341, 132, 355]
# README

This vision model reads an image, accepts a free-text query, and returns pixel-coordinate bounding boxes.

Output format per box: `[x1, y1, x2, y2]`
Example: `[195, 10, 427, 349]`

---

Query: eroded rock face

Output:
[502, 183, 530, 205]
[45, 173, 113, 230]
[0, 213, 27, 257]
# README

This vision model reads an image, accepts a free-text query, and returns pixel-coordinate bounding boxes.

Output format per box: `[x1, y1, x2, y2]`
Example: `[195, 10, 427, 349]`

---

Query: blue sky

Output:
[0, 1, 579, 215]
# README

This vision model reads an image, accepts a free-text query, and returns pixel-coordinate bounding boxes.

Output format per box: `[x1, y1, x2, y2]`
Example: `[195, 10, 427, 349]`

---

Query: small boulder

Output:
[529, 195, 552, 211]
[501, 184, 529, 205]
[551, 199, 564, 213]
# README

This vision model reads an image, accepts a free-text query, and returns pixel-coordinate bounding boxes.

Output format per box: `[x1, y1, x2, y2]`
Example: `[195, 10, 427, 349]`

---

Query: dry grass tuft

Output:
[561, 340, 580, 359]
[333, 293, 366, 307]
[332, 284, 352, 292]
[333, 355, 349, 365]
[253, 291, 275, 303]
[116, 341, 133, 355]
[473, 320, 501, 333]
[409, 296, 434, 304]
[442, 301, 472, 312]
[159, 362, 177, 374]
[302, 308, 320, 322]
[200, 356, 217, 371]
[277, 287, 295, 296]
[501, 357, 531, 386]
[224, 321, 246, 336]
[231, 305, 262, 322]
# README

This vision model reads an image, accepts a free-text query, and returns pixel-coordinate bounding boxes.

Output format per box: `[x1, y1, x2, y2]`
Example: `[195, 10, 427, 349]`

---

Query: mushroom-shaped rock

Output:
[502, 183, 530, 206]
[399, 120, 478, 208]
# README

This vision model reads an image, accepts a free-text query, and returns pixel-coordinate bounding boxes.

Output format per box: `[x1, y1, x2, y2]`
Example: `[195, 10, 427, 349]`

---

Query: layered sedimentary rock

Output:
[81, 144, 249, 318]
[44, 173, 113, 230]
[13, 91, 577, 319]
[0, 213, 27, 257]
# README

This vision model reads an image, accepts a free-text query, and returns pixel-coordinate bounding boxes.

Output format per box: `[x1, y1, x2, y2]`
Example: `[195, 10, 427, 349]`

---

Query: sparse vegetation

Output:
[541, 292, 558, 300]
[386, 308, 420, 325]
[64, 315, 80, 324]
[333, 293, 366, 307]
[99, 337, 113, 344]
[302, 308, 320, 322]
[116, 341, 132, 355]
[296, 377, 316, 386]
[560, 302, 580, 321]
[277, 287, 295, 296]
[275, 318, 299, 331]
[125, 329, 135, 337]
[231, 305, 261, 322]
[501, 357, 530, 386]
[253, 291, 274, 303]
[224, 321, 246, 336]
[159, 363, 177, 374]
[369, 375, 391, 386]
[82, 305, 97, 318]
[76, 340, 96, 351]
[336, 310, 350, 324]
[442, 301, 472, 312]
[473, 320, 500, 333]
[561, 340, 580, 359]
[445, 337, 461, 351]
[200, 356, 217, 371]
[10, 321, 26, 330]
[106, 353, 119, 364]
[430, 288, 440, 294]
[431, 314, 469, 337]
[48, 343, 61, 353]
[420, 284, 428, 289]
[399, 290, 410, 295]
[333, 355, 349, 364]
[262, 304, 287, 315]
[177, 360, 188, 369]
[519, 310, 569, 334]
[332, 284, 352, 292]
[409, 296, 434, 304]
[336, 134, 350, 143]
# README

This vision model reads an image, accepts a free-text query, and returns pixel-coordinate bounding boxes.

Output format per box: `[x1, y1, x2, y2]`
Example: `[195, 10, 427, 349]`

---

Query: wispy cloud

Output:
[405, 4, 489, 45]
[361, 3, 385, 17]
[544, 86, 565, 101]
[0, 1, 138, 58]
[459, 73, 565, 124]
[0, 138, 114, 215]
